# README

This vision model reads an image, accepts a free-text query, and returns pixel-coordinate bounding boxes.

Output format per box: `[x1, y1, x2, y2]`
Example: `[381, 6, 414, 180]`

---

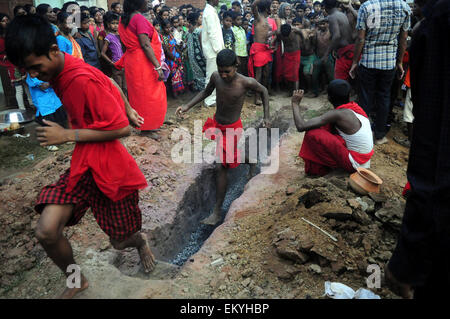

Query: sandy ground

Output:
[0, 90, 410, 299]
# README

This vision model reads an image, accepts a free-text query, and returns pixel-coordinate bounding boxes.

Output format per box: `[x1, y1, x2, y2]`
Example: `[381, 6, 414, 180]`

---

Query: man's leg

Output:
[35, 204, 89, 299]
[311, 59, 322, 97]
[204, 56, 218, 107]
[202, 163, 228, 225]
[325, 55, 335, 83]
[110, 232, 156, 273]
[373, 68, 396, 141]
[254, 66, 263, 105]
[299, 129, 355, 176]
[357, 65, 377, 119]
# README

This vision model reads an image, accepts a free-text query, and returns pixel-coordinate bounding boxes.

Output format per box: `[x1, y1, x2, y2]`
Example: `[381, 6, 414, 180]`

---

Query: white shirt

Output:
[336, 111, 374, 169]
[201, 3, 225, 59]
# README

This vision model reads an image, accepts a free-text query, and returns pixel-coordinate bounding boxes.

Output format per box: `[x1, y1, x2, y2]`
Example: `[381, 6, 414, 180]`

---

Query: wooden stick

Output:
[301, 217, 338, 242]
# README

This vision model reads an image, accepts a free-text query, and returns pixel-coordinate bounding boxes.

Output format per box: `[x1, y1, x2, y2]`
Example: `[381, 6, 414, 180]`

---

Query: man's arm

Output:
[321, 16, 340, 62]
[291, 90, 340, 132]
[246, 77, 270, 126]
[36, 120, 131, 146]
[252, 0, 261, 21]
[343, 2, 358, 19]
[349, 29, 366, 79]
[176, 73, 217, 116]
[396, 30, 408, 79]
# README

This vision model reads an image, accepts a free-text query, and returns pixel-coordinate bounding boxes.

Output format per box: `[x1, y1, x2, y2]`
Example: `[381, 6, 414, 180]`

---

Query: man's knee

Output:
[110, 239, 123, 250]
[35, 222, 60, 245]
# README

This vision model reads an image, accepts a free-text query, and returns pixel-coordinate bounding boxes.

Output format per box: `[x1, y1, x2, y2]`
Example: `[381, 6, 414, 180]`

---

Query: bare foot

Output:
[137, 233, 156, 273]
[201, 208, 222, 226]
[58, 274, 89, 299]
[384, 264, 414, 299]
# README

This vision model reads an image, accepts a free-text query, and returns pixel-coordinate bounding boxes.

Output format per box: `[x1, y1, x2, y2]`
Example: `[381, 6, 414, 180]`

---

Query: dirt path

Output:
[0, 92, 409, 299]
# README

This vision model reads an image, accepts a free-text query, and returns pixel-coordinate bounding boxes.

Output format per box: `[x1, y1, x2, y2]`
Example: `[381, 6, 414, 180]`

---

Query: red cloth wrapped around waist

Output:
[248, 43, 273, 78]
[202, 115, 243, 168]
[300, 102, 374, 165]
[282, 50, 301, 82]
[337, 43, 355, 60]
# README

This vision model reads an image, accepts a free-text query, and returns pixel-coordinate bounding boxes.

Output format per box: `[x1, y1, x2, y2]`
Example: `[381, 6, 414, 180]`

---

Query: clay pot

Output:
[349, 168, 383, 195]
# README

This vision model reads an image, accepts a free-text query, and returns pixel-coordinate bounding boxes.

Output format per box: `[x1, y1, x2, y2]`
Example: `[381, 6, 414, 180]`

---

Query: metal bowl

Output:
[0, 109, 35, 124]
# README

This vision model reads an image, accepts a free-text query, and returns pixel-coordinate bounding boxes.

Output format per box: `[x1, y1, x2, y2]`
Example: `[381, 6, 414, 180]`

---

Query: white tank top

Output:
[336, 111, 374, 169]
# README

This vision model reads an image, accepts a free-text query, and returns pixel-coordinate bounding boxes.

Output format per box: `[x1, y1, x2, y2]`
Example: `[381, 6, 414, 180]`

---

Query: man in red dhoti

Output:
[248, 0, 277, 105]
[322, 0, 355, 81]
[272, 24, 304, 91]
[177, 49, 270, 225]
[6, 15, 155, 299]
[292, 79, 374, 176]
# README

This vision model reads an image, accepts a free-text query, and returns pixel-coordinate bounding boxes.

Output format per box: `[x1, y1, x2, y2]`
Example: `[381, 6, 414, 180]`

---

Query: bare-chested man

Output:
[322, 0, 354, 81]
[294, 79, 374, 176]
[249, 0, 277, 105]
[312, 18, 335, 96]
[297, 18, 318, 97]
[272, 24, 304, 92]
[176, 49, 270, 226]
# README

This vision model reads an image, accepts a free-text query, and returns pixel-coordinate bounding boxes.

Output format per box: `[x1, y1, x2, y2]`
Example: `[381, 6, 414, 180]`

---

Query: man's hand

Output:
[176, 105, 189, 118]
[396, 63, 405, 80]
[36, 120, 69, 146]
[342, 1, 353, 9]
[349, 62, 358, 79]
[127, 107, 144, 127]
[292, 89, 304, 105]
[39, 82, 50, 91]
[156, 69, 164, 81]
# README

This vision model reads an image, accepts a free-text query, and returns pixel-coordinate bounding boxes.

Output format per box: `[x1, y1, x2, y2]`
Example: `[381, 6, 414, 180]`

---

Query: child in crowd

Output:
[222, 11, 235, 52]
[232, 1, 242, 14]
[161, 18, 185, 97]
[172, 15, 183, 45]
[102, 12, 127, 96]
[76, 13, 101, 69]
[232, 13, 248, 76]
[26, 73, 68, 151]
[305, 6, 313, 19]
[186, 12, 206, 91]
[56, 11, 83, 59]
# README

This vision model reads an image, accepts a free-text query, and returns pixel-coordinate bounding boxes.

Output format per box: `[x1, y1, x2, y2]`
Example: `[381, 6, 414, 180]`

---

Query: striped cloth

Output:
[356, 0, 411, 70]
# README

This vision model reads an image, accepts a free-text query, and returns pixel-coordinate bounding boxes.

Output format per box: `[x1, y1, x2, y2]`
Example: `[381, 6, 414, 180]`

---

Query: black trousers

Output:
[388, 0, 450, 298]
[357, 65, 396, 140]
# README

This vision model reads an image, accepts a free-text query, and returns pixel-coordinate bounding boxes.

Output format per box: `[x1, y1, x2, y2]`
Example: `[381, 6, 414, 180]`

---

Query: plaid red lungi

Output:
[35, 169, 142, 241]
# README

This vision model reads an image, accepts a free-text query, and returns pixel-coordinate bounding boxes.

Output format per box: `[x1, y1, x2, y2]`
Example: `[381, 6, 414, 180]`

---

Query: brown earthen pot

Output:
[349, 168, 383, 195]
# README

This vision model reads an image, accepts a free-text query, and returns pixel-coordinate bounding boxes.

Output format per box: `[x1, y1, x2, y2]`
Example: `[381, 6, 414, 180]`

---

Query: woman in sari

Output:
[160, 19, 185, 97]
[186, 12, 206, 91]
[118, 0, 167, 140]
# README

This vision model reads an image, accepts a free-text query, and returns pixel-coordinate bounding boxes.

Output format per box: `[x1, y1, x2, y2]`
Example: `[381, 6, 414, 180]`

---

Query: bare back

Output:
[328, 10, 354, 50]
[252, 3, 274, 44]
[300, 29, 316, 56]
